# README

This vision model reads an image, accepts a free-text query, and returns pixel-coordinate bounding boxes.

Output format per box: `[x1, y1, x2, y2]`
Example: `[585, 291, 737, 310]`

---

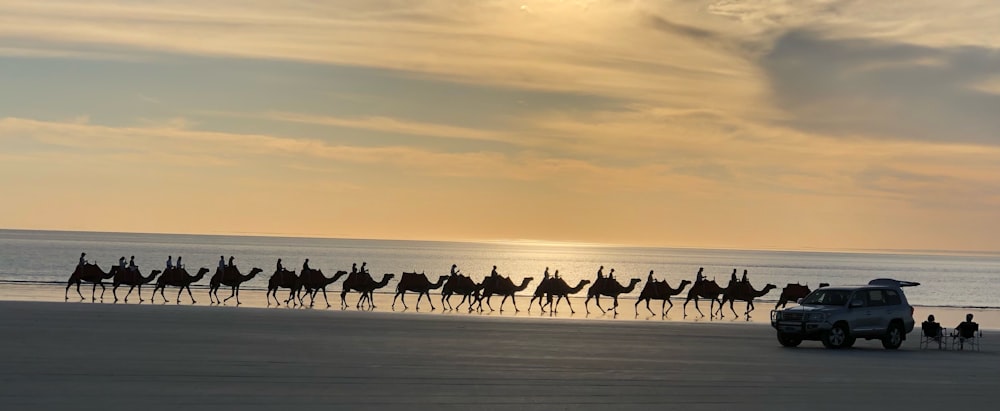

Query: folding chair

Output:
[919, 321, 945, 350]
[951, 323, 982, 351]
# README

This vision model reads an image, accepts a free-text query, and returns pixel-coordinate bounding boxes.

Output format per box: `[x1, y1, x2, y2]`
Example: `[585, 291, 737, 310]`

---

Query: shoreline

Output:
[2, 282, 996, 330]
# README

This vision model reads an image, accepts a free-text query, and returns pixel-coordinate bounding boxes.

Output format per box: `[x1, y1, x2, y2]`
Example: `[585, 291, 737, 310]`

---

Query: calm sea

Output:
[0, 229, 997, 308]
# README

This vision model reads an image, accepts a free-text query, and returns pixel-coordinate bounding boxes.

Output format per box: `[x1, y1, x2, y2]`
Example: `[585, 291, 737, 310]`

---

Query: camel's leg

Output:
[185, 286, 196, 304]
[485, 295, 495, 311]
[340, 289, 349, 308]
[224, 285, 237, 303]
[499, 295, 510, 312]
[322, 288, 331, 308]
[137, 285, 145, 302]
[124, 285, 136, 302]
[99, 283, 106, 300]
[174, 287, 182, 303]
[392, 291, 401, 309]
[665, 298, 674, 315]
[510, 295, 520, 312]
[594, 295, 607, 313]
[611, 297, 620, 314]
[91, 282, 98, 301]
[160, 286, 169, 302]
[645, 299, 655, 315]
[584, 295, 593, 314]
[113, 285, 120, 302]
[564, 296, 576, 314]
[424, 292, 434, 310]
[694, 298, 706, 317]
[728, 299, 739, 318]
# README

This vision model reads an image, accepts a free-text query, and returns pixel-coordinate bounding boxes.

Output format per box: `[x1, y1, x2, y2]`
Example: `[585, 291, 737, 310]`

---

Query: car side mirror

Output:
[849, 300, 864, 308]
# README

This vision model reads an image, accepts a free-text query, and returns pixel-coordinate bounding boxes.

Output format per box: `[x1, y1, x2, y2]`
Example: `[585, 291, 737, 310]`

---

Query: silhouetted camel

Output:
[151, 267, 210, 304]
[541, 279, 590, 313]
[298, 269, 349, 308]
[474, 276, 533, 312]
[718, 281, 777, 319]
[585, 277, 641, 314]
[683, 279, 724, 318]
[528, 276, 556, 311]
[266, 268, 298, 306]
[440, 274, 483, 311]
[208, 266, 263, 305]
[341, 272, 394, 309]
[775, 282, 828, 309]
[635, 278, 692, 316]
[392, 272, 448, 310]
[65, 264, 118, 301]
[112, 267, 162, 303]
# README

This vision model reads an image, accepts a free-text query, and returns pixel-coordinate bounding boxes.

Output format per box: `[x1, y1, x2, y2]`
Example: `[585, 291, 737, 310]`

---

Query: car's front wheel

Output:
[882, 322, 904, 350]
[777, 332, 802, 347]
[821, 323, 850, 349]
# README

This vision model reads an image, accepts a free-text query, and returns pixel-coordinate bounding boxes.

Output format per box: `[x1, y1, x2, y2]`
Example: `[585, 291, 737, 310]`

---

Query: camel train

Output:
[67, 260, 815, 319]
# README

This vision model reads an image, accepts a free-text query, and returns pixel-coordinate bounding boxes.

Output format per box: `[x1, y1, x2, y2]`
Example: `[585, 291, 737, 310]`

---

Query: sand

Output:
[0, 299, 995, 410]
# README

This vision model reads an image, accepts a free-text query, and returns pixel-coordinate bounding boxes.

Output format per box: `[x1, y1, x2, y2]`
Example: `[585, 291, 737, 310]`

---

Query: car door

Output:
[863, 289, 889, 333]
[847, 290, 872, 334]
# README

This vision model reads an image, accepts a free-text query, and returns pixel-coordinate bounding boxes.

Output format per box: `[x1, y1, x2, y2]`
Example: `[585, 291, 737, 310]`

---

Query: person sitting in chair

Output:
[922, 314, 943, 348]
[954, 313, 980, 349]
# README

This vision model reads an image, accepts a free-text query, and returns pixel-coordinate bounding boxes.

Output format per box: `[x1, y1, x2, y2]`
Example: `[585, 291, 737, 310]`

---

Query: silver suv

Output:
[769, 279, 918, 349]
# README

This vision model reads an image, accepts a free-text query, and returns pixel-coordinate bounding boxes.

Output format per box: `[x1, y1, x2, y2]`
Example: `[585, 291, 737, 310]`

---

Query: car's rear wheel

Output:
[777, 332, 802, 347]
[821, 323, 850, 349]
[882, 322, 904, 350]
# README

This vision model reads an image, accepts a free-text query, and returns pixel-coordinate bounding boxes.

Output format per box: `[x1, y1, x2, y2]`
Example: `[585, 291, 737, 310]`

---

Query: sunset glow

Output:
[2, 1, 1000, 252]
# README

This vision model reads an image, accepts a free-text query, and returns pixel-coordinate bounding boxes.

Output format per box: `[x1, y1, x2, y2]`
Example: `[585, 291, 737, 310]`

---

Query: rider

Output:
[228, 256, 235, 268]
[741, 269, 749, 284]
[450, 264, 460, 277]
[596, 265, 604, 279]
[359, 261, 368, 275]
[490, 265, 499, 278]
[608, 268, 615, 280]
[176, 256, 184, 270]
[166, 255, 174, 270]
[303, 258, 311, 273]
[351, 263, 358, 275]
[543, 267, 550, 281]
[648, 270, 655, 283]
[78, 252, 88, 267]
[276, 258, 284, 273]
[554, 270, 560, 279]
[218, 256, 226, 273]
[695, 267, 705, 283]
[729, 269, 738, 287]
[128, 256, 138, 273]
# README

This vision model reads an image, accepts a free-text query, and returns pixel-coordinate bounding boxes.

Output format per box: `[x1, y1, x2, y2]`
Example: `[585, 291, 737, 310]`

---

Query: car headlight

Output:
[805, 312, 827, 322]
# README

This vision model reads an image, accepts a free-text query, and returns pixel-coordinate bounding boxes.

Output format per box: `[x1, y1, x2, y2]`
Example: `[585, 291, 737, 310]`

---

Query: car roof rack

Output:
[868, 278, 920, 287]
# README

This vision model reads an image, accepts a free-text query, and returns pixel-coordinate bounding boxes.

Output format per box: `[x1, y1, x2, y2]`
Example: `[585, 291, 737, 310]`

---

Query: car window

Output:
[867, 290, 886, 307]
[885, 289, 902, 305]
[801, 289, 852, 305]
[849, 291, 866, 307]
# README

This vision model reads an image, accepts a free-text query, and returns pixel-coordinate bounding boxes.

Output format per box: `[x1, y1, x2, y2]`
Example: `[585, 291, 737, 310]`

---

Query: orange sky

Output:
[2, 1, 1000, 252]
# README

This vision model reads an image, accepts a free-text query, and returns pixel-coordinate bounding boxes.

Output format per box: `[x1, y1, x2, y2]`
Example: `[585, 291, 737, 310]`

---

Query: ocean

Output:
[0, 229, 997, 309]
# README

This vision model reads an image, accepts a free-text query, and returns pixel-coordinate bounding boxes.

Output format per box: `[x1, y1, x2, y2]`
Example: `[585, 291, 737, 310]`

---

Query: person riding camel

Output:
[228, 256, 235, 268]
[450, 264, 460, 277]
[166, 255, 173, 270]
[695, 267, 705, 283]
[78, 252, 88, 267]
[303, 258, 311, 273]
[741, 269, 749, 284]
[176, 256, 184, 270]
[351, 263, 358, 275]
[276, 258, 284, 273]
[608, 268, 615, 280]
[218, 256, 226, 273]
[128, 256, 138, 273]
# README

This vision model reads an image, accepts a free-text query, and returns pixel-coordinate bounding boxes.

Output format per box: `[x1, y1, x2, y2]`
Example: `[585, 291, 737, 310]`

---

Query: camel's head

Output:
[764, 283, 777, 293]
[151, 269, 162, 277]
[680, 279, 692, 287]
[581, 279, 591, 285]
[249, 267, 264, 276]
[197, 267, 210, 276]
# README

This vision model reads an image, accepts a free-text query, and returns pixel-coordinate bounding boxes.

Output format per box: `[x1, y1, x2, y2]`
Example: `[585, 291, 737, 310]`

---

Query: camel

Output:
[541, 279, 590, 313]
[718, 281, 777, 319]
[528, 275, 556, 311]
[635, 278, 692, 316]
[65, 264, 118, 301]
[474, 276, 533, 312]
[584, 277, 641, 314]
[208, 266, 263, 305]
[440, 274, 483, 311]
[151, 267, 210, 304]
[112, 267, 162, 303]
[266, 268, 298, 306]
[682, 279, 724, 318]
[775, 282, 828, 309]
[341, 272, 394, 309]
[298, 269, 349, 308]
[392, 272, 448, 310]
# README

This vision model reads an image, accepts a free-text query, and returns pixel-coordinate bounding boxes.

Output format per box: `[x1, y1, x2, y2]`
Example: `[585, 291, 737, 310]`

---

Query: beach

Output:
[0, 298, 995, 410]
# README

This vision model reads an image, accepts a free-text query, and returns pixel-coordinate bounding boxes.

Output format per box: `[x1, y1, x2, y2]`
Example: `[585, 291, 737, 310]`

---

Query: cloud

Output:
[761, 30, 1000, 145]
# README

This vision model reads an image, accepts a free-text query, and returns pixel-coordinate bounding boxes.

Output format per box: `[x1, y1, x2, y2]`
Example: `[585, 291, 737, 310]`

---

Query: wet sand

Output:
[0, 299, 995, 410]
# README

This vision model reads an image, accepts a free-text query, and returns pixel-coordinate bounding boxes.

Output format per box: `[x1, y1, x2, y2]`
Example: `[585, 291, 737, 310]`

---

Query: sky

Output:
[2, 0, 1000, 252]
